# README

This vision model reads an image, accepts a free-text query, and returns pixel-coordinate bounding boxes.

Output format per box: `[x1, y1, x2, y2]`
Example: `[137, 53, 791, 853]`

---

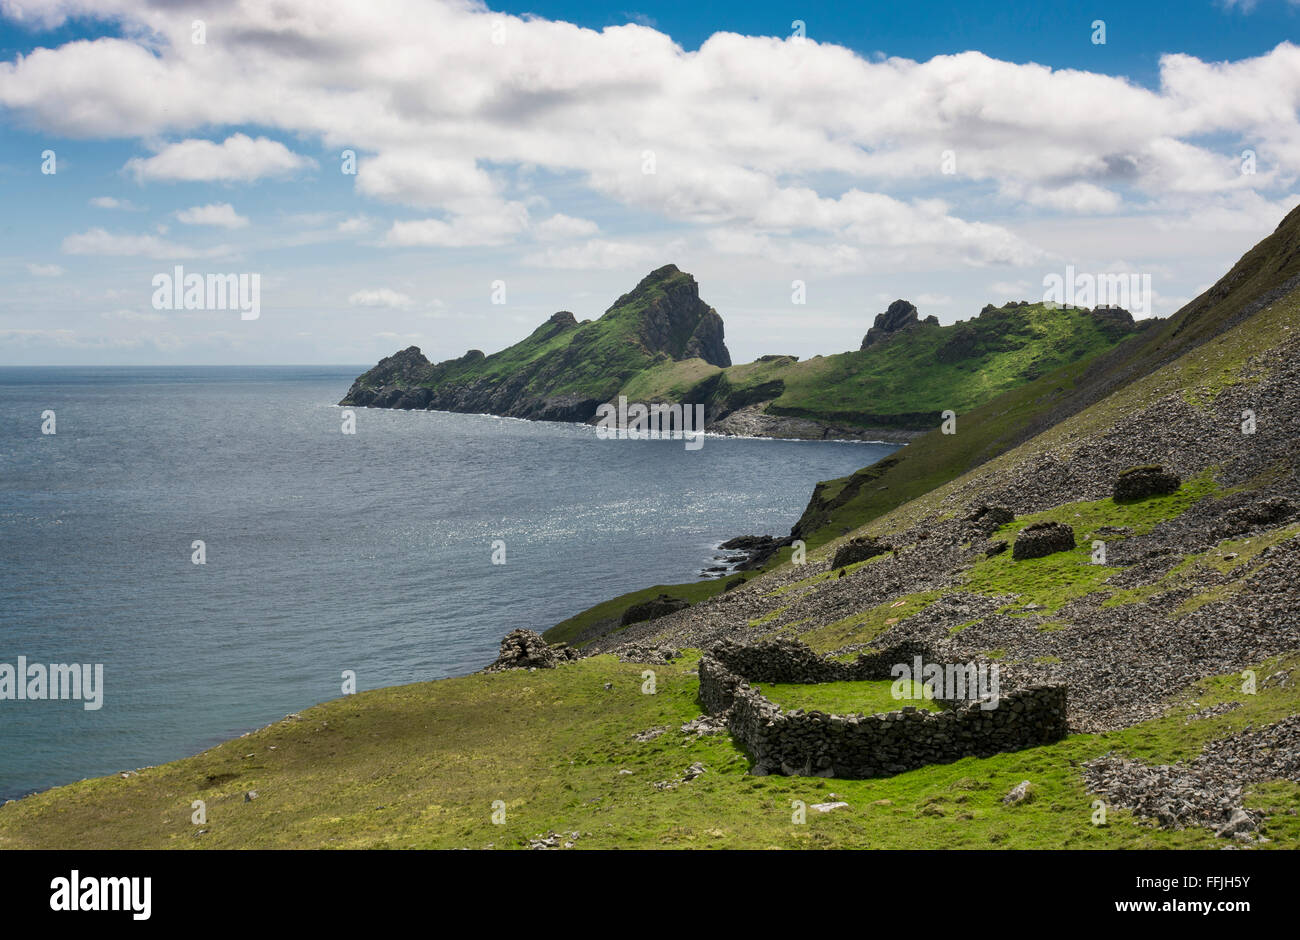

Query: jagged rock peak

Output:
[337, 344, 431, 406]
[615, 264, 731, 368]
[862, 299, 931, 350]
[388, 345, 425, 362]
[370, 345, 430, 379]
[549, 311, 578, 328]
[638, 263, 684, 286]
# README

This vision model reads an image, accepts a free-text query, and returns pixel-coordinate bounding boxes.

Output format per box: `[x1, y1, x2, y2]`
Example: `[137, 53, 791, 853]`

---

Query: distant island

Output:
[340, 264, 1149, 441]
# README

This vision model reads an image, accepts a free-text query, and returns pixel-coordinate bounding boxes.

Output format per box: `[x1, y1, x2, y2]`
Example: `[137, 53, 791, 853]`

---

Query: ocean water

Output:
[0, 366, 898, 800]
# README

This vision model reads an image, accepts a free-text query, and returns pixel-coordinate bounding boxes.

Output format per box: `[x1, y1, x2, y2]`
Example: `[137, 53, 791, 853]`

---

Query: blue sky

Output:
[495, 0, 1300, 79]
[1, 0, 1298, 365]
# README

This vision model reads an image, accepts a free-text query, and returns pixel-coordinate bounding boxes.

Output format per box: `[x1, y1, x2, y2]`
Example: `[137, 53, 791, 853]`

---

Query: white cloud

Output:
[522, 239, 655, 270]
[1000, 181, 1122, 214]
[534, 214, 600, 240]
[0, 328, 80, 346]
[990, 280, 1031, 297]
[1, 0, 1299, 362]
[1, 1, 1293, 267]
[100, 308, 165, 322]
[707, 229, 865, 273]
[336, 215, 373, 234]
[89, 195, 141, 210]
[61, 227, 231, 259]
[1152, 190, 1300, 233]
[356, 152, 496, 210]
[175, 202, 249, 228]
[125, 134, 314, 183]
[348, 288, 413, 309]
[384, 203, 530, 247]
[25, 262, 64, 276]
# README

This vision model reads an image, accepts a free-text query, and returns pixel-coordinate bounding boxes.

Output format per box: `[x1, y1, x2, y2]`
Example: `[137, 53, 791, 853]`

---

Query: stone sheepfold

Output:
[698, 638, 1068, 779]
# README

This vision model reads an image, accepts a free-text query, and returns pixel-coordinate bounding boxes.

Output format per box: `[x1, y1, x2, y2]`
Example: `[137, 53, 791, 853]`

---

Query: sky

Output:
[0, 0, 1298, 366]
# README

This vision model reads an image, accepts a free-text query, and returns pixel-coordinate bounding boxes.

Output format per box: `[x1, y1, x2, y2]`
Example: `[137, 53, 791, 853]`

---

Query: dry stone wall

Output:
[698, 639, 1067, 778]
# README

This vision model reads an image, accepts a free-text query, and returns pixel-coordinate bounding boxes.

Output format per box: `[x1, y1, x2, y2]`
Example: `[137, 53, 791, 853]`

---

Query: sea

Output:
[0, 365, 899, 800]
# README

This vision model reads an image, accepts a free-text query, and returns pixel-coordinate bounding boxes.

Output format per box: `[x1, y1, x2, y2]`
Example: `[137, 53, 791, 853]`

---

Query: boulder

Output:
[1002, 780, 1034, 805]
[1214, 497, 1298, 539]
[620, 594, 690, 626]
[1013, 522, 1076, 560]
[1215, 808, 1257, 839]
[966, 504, 1015, 536]
[484, 629, 578, 672]
[717, 533, 789, 570]
[1114, 465, 1181, 502]
[831, 535, 893, 569]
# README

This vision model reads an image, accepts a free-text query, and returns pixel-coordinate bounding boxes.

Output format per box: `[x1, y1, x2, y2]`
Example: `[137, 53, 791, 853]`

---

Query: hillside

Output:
[2, 209, 1298, 850]
[340, 264, 730, 422]
[772, 206, 1300, 549]
[341, 271, 1144, 438]
[622, 299, 1144, 438]
[548, 207, 1300, 646]
[1, 645, 1295, 849]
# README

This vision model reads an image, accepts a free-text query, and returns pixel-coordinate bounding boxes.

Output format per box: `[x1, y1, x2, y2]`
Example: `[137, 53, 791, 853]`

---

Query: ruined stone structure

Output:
[698, 639, 1067, 778]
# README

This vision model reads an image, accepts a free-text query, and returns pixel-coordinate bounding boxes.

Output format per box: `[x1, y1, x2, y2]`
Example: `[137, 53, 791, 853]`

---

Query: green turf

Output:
[2, 651, 1296, 849]
[350, 265, 716, 406]
[545, 575, 755, 646]
[625, 301, 1139, 430]
[756, 679, 940, 715]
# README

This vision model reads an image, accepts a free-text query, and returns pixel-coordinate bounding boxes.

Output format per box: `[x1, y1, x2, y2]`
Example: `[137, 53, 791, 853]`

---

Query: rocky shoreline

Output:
[343, 397, 921, 445]
[706, 403, 922, 442]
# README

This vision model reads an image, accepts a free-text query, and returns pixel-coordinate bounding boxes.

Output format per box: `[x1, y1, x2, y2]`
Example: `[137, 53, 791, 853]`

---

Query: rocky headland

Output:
[341, 267, 1146, 442]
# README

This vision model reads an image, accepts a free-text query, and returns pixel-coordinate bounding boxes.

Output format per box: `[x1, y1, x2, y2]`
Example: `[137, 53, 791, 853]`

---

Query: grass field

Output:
[2, 650, 1296, 849]
[756, 679, 940, 715]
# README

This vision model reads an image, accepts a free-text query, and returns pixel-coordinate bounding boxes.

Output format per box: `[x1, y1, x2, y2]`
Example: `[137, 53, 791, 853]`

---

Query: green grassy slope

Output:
[624, 302, 1141, 429]
[342, 264, 728, 410]
[547, 341, 1142, 646]
[545, 575, 758, 647]
[791, 203, 1300, 545]
[5, 214, 1300, 850]
[739, 271, 1300, 665]
[551, 205, 1300, 641]
[2, 650, 1295, 849]
[420, 301, 652, 402]
[345, 269, 1143, 432]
